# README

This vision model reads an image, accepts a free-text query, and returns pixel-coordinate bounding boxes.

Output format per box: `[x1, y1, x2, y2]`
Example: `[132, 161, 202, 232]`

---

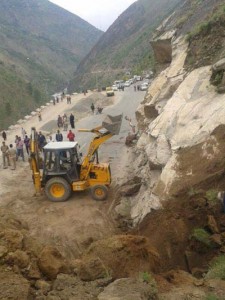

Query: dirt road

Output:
[0, 87, 145, 258]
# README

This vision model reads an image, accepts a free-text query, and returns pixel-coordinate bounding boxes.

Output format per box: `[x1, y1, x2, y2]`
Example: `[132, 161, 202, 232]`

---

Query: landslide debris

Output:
[73, 235, 160, 280]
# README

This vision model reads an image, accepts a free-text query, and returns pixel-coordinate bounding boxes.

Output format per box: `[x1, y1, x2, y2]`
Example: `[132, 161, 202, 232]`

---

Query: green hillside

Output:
[0, 0, 102, 130]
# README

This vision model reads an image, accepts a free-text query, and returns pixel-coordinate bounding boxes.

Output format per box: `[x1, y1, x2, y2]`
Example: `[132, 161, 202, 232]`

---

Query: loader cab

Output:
[42, 142, 81, 184]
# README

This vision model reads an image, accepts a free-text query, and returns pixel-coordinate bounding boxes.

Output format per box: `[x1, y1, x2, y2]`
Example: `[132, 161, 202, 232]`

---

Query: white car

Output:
[140, 83, 148, 91]
[143, 79, 150, 85]
[112, 85, 118, 91]
[124, 81, 131, 87]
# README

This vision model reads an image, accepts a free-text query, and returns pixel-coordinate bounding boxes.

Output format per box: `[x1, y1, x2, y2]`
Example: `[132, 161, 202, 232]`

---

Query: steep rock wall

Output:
[117, 33, 225, 225]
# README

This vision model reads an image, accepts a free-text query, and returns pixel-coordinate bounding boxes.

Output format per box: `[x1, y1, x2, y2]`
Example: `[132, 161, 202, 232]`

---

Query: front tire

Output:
[45, 177, 71, 202]
[90, 185, 108, 201]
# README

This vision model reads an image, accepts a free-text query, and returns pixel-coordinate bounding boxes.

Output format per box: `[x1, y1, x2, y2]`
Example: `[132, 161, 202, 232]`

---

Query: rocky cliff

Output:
[116, 0, 225, 225]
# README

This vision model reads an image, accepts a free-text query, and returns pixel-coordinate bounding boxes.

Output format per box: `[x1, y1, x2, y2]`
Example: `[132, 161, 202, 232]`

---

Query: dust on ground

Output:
[0, 91, 119, 260]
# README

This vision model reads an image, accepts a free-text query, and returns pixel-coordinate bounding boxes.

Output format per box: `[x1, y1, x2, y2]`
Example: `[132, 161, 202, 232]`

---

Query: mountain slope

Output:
[69, 0, 183, 92]
[0, 0, 102, 91]
[0, 0, 102, 130]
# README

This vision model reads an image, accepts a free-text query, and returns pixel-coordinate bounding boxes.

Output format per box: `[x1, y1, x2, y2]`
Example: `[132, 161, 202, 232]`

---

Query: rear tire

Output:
[90, 185, 108, 201]
[45, 177, 71, 202]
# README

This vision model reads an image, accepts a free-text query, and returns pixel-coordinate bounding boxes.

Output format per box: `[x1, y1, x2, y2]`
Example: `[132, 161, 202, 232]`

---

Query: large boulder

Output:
[211, 58, 225, 72]
[98, 278, 158, 300]
[144, 104, 159, 119]
[151, 39, 172, 64]
[38, 246, 70, 279]
[145, 134, 171, 170]
[73, 257, 109, 281]
[75, 235, 160, 280]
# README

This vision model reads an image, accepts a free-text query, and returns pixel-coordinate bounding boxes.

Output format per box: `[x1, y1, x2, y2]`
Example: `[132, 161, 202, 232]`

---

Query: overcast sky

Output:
[49, 0, 137, 31]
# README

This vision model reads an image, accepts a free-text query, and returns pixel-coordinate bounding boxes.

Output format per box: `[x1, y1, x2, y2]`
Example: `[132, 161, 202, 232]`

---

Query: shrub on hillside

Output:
[205, 189, 219, 206]
[191, 228, 212, 247]
[205, 295, 219, 300]
[139, 272, 158, 297]
[206, 255, 225, 280]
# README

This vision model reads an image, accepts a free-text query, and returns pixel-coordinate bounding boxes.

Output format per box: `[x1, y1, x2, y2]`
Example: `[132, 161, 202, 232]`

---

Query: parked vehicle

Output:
[140, 83, 148, 91]
[143, 79, 150, 85]
[114, 80, 124, 87]
[124, 81, 131, 87]
[106, 87, 114, 96]
[112, 85, 118, 91]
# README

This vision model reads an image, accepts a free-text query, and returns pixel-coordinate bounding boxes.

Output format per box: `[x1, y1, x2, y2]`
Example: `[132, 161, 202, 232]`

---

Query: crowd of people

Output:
[52, 94, 72, 105]
[57, 113, 75, 130]
[90, 103, 103, 114]
[1, 125, 77, 170]
[0, 127, 29, 169]
[0, 94, 102, 170]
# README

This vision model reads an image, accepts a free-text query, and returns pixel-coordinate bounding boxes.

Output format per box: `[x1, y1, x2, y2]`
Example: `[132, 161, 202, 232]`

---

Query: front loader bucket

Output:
[102, 114, 123, 135]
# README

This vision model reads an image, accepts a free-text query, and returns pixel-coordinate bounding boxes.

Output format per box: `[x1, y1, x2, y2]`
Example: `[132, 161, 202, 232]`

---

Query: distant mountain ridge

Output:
[0, 0, 102, 130]
[0, 0, 102, 90]
[69, 0, 183, 92]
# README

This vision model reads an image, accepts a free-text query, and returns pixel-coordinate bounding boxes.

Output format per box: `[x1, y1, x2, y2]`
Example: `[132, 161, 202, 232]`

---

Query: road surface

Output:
[0, 86, 146, 258]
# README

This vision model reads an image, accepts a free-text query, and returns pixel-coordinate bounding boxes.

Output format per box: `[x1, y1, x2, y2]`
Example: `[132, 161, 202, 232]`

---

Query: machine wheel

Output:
[90, 185, 108, 201]
[45, 177, 71, 202]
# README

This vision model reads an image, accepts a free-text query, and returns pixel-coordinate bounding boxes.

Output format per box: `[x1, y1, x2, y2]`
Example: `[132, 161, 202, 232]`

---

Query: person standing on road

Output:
[67, 130, 75, 141]
[63, 113, 68, 131]
[21, 127, 26, 139]
[69, 113, 75, 129]
[16, 137, 25, 162]
[1, 141, 10, 168]
[24, 135, 30, 155]
[15, 135, 19, 157]
[8, 144, 16, 170]
[38, 112, 42, 121]
[57, 115, 63, 128]
[37, 132, 46, 151]
[56, 130, 63, 142]
[2, 131, 7, 141]
[91, 103, 95, 114]
[67, 95, 71, 104]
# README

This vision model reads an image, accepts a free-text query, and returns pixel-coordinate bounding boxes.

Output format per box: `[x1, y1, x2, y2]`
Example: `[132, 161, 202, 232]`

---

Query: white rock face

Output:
[144, 66, 225, 199]
[136, 133, 149, 150]
[124, 34, 225, 225]
[130, 187, 161, 225]
[212, 58, 225, 71]
[145, 134, 171, 169]
[150, 66, 225, 149]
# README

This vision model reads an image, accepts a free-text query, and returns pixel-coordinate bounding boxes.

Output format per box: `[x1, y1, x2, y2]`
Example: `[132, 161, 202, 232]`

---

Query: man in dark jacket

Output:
[69, 113, 75, 129]
[2, 131, 7, 141]
[56, 130, 63, 142]
[38, 132, 46, 150]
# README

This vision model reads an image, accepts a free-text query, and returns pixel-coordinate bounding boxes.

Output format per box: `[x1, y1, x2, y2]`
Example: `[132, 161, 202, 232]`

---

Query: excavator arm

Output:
[30, 127, 42, 195]
[78, 114, 123, 180]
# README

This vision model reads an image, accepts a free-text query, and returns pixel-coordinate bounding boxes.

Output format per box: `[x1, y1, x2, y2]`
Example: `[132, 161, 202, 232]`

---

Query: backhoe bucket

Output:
[102, 114, 123, 135]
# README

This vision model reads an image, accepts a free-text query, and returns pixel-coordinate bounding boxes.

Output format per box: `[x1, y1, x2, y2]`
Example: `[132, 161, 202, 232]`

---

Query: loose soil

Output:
[1, 89, 225, 298]
[0, 92, 118, 259]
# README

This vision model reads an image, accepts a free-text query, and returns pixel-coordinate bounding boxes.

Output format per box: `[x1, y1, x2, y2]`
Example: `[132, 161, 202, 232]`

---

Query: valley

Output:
[1, 0, 225, 299]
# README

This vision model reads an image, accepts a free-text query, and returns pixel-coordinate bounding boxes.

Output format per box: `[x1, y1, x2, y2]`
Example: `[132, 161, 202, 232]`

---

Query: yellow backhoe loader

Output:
[30, 114, 122, 202]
